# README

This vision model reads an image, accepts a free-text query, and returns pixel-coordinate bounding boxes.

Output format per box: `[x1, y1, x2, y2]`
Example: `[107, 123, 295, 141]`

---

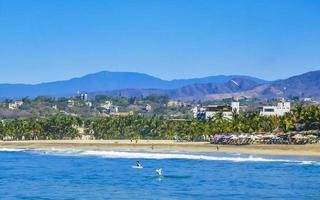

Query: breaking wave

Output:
[8, 148, 318, 166]
[0, 148, 25, 152]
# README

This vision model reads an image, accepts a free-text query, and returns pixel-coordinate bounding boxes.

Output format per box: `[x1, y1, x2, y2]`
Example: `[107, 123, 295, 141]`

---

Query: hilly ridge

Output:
[0, 70, 319, 100]
[89, 78, 260, 100]
[90, 71, 320, 100]
[0, 71, 266, 99]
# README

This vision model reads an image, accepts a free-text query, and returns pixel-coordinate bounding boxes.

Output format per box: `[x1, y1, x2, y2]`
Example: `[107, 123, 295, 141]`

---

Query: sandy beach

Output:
[0, 140, 320, 157]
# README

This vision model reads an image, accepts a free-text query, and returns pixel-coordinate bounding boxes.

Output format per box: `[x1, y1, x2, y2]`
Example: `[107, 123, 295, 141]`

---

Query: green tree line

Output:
[0, 105, 319, 140]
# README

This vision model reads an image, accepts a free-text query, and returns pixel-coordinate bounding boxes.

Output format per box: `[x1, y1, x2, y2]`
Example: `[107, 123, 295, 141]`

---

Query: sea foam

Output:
[20, 148, 320, 166]
[0, 148, 25, 152]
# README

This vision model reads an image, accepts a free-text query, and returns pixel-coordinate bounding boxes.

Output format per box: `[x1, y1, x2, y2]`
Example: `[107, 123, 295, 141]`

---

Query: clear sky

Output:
[0, 0, 320, 84]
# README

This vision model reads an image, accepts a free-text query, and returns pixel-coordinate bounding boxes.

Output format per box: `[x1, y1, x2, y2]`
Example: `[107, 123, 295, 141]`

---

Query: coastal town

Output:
[0, 93, 319, 144]
[1, 0, 320, 199]
[1, 92, 318, 119]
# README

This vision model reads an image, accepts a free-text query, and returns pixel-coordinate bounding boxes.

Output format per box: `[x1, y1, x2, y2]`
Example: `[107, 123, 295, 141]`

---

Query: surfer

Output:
[155, 168, 162, 176]
[136, 161, 142, 168]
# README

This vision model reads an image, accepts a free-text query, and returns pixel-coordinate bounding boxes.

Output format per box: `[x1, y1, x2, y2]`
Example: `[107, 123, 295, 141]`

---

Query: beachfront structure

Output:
[8, 100, 23, 110]
[193, 102, 240, 120]
[260, 101, 291, 116]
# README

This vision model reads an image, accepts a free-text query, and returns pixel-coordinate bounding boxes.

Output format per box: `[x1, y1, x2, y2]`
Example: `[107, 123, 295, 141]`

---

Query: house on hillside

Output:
[85, 101, 92, 107]
[145, 104, 152, 112]
[100, 101, 113, 110]
[193, 102, 240, 120]
[98, 101, 118, 113]
[260, 101, 291, 116]
[67, 99, 75, 108]
[167, 100, 185, 107]
[8, 100, 23, 110]
[303, 98, 312, 102]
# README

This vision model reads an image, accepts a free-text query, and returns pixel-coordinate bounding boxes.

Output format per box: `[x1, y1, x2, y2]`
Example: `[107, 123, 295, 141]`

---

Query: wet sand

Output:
[0, 140, 320, 157]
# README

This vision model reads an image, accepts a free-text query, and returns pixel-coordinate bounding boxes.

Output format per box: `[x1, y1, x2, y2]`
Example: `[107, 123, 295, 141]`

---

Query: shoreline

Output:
[1, 140, 320, 157]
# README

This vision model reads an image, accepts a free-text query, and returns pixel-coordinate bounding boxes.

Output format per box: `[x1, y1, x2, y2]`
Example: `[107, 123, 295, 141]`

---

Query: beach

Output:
[1, 140, 320, 157]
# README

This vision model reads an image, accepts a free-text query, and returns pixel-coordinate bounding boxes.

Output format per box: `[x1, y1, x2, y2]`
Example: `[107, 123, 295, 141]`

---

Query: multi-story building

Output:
[260, 101, 291, 116]
[79, 93, 88, 101]
[193, 102, 240, 120]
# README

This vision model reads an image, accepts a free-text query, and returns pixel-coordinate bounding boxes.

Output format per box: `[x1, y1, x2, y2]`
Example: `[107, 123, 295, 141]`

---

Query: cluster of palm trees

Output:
[87, 105, 320, 140]
[0, 114, 82, 140]
[0, 105, 319, 141]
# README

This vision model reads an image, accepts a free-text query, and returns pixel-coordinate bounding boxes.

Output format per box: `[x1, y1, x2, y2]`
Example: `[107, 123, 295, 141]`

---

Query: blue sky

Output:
[0, 0, 320, 83]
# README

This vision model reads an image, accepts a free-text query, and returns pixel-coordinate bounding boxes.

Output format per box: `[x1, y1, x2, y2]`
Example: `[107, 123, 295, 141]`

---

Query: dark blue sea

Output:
[0, 149, 319, 200]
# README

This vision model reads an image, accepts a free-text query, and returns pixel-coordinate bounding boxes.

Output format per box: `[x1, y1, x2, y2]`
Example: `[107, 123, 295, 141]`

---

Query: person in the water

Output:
[155, 168, 162, 176]
[136, 161, 142, 167]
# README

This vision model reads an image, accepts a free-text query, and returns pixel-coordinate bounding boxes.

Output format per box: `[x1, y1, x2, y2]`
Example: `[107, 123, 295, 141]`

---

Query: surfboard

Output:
[132, 166, 143, 169]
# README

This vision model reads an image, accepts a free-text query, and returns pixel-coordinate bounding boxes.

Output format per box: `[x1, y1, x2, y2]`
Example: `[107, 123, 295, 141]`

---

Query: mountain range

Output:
[0, 70, 319, 100]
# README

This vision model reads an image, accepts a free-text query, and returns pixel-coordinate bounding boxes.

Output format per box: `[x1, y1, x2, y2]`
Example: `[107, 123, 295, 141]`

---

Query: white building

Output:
[67, 99, 75, 108]
[114, 106, 119, 113]
[260, 101, 291, 116]
[85, 101, 92, 107]
[99, 101, 119, 113]
[192, 106, 200, 118]
[100, 101, 113, 109]
[167, 100, 185, 107]
[303, 98, 312, 102]
[79, 93, 88, 101]
[193, 102, 240, 120]
[145, 104, 152, 112]
[8, 100, 23, 110]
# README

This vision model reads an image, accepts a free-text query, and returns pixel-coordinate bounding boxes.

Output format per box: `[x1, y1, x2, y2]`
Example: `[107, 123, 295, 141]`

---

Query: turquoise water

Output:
[0, 149, 319, 199]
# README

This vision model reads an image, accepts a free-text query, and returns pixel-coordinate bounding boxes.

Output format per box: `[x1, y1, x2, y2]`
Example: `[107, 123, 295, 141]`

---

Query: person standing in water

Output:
[155, 168, 162, 176]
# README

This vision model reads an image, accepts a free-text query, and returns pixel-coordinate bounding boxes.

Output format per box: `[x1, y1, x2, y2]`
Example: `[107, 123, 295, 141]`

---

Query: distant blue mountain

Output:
[91, 78, 261, 100]
[0, 71, 268, 99]
[169, 75, 267, 87]
[88, 70, 320, 100]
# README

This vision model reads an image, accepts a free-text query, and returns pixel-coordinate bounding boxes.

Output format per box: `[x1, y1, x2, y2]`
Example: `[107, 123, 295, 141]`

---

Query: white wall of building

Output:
[260, 101, 291, 116]
[8, 101, 23, 110]
[194, 102, 240, 120]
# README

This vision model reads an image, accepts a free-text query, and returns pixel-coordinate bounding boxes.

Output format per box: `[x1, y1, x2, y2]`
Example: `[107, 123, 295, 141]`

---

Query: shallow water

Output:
[0, 149, 319, 199]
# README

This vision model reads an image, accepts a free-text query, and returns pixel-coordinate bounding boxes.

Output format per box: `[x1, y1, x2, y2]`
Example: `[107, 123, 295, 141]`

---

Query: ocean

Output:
[0, 149, 319, 200]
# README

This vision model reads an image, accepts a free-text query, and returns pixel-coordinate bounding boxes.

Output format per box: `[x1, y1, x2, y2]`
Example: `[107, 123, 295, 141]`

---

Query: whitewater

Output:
[2, 148, 319, 166]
